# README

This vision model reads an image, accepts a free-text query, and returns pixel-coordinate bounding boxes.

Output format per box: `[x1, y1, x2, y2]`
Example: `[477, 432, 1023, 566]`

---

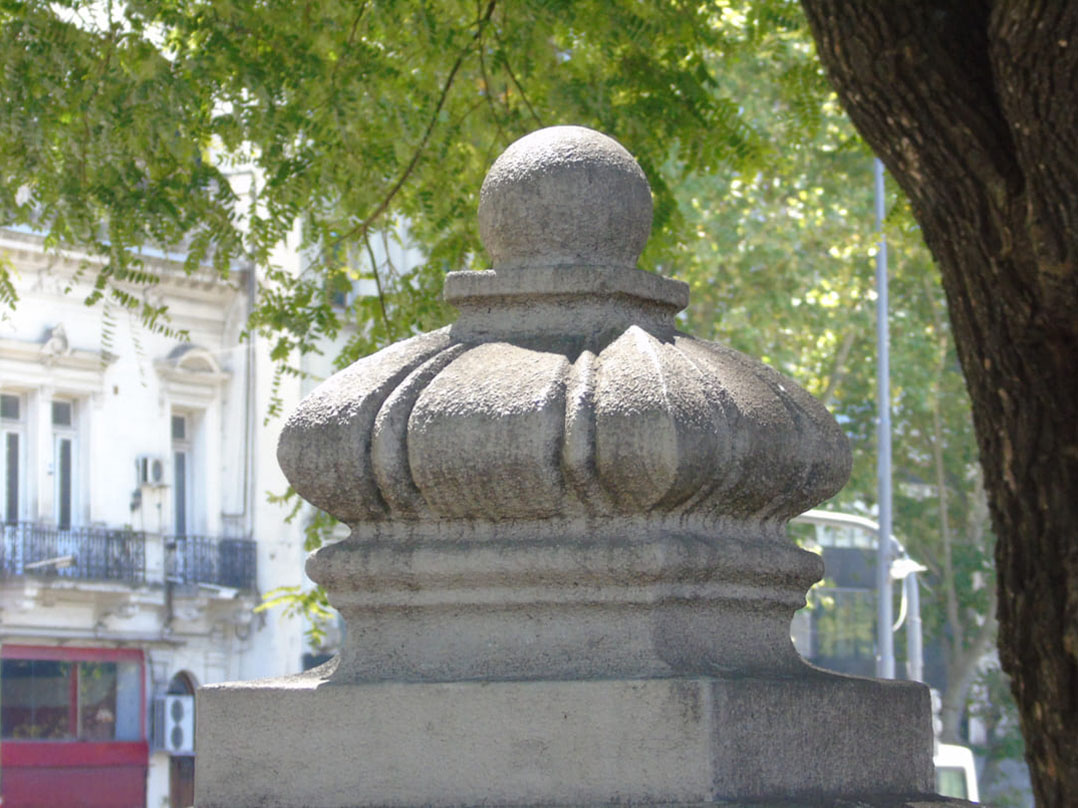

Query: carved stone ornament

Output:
[197, 128, 943, 808]
[277, 126, 852, 683]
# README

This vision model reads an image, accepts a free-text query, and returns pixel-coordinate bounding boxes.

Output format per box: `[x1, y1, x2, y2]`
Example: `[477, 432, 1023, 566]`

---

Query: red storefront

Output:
[1, 645, 148, 808]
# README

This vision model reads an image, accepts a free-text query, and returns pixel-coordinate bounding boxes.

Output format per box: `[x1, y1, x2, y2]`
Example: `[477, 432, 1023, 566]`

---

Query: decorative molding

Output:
[0, 324, 115, 395]
[154, 343, 231, 408]
[0, 226, 248, 305]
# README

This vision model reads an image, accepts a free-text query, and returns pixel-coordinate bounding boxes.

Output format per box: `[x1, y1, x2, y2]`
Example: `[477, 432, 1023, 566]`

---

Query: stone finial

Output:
[278, 128, 850, 532]
[275, 125, 851, 683]
[478, 126, 653, 270]
[200, 128, 940, 808]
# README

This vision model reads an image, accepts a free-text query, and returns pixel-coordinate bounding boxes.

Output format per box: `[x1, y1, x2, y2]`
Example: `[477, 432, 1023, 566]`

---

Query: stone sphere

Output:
[478, 126, 653, 270]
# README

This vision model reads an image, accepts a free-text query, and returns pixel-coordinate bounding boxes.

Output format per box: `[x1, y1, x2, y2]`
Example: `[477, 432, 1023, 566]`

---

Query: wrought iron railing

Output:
[0, 522, 145, 583]
[0, 523, 256, 591]
[165, 535, 257, 591]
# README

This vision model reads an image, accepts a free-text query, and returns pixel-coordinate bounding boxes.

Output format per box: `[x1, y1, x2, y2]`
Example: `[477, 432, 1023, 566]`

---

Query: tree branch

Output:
[362, 231, 396, 346]
[330, 0, 498, 253]
[477, 35, 509, 144]
[490, 21, 544, 129]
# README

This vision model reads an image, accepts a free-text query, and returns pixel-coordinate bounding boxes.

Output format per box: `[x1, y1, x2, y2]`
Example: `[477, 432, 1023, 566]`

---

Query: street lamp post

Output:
[874, 156, 895, 680]
[905, 571, 924, 683]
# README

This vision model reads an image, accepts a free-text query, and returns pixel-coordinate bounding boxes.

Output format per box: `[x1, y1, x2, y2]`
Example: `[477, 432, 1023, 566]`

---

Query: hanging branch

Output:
[329, 0, 498, 253]
[363, 231, 396, 345]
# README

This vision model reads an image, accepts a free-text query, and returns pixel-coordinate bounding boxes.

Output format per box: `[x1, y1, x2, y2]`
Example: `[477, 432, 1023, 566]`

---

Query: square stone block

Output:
[196, 666, 935, 808]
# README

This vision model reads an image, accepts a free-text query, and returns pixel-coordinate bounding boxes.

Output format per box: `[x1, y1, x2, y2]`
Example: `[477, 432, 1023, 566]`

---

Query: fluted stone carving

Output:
[198, 126, 944, 808]
[279, 315, 849, 526]
[281, 128, 849, 529]
[276, 126, 852, 683]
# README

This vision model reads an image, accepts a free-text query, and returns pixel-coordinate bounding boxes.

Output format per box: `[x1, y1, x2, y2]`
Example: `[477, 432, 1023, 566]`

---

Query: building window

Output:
[0, 646, 147, 808]
[0, 651, 142, 742]
[52, 399, 76, 531]
[171, 414, 190, 537]
[0, 659, 72, 739]
[1, 392, 25, 525]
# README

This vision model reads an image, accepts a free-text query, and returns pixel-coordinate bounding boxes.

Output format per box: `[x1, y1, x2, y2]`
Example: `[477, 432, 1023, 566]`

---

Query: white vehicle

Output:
[935, 742, 980, 802]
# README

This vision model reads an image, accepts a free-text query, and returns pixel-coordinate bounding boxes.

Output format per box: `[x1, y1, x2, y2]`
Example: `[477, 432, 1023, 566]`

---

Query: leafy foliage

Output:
[256, 583, 336, 649]
[663, 4, 1010, 764]
[0, 0, 1022, 778]
[2, 0, 773, 350]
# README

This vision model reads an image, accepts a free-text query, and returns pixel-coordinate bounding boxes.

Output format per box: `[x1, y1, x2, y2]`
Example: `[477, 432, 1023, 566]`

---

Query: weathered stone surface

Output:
[278, 127, 849, 531]
[199, 126, 965, 808]
[197, 666, 934, 808]
[477, 126, 653, 270]
[308, 525, 822, 682]
[273, 128, 852, 688]
[275, 327, 453, 523]
[278, 267, 849, 530]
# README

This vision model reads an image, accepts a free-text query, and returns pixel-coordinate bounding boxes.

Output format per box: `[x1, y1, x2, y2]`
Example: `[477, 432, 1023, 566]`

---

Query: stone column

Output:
[197, 126, 964, 807]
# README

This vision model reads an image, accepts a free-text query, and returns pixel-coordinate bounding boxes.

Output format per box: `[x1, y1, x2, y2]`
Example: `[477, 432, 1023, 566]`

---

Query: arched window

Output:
[166, 670, 197, 696]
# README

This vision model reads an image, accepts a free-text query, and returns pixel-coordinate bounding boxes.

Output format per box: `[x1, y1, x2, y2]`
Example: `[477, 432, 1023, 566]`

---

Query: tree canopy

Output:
[2, 1, 1070, 805]
[2, 0, 766, 354]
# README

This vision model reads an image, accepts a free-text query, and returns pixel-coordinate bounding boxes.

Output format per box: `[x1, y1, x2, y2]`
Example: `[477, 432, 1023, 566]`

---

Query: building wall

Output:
[0, 226, 313, 808]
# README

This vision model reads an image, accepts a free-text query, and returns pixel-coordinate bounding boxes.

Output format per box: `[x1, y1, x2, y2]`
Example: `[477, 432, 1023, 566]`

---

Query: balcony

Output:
[165, 535, 257, 591]
[0, 522, 145, 583]
[0, 524, 258, 592]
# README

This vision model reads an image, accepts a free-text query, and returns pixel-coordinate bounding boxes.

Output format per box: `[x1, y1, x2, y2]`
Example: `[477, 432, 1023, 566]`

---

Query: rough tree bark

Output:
[799, 3, 1078, 806]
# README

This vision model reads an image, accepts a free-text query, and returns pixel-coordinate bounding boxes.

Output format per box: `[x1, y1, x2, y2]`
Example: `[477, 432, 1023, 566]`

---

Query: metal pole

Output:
[906, 572, 924, 682]
[874, 157, 895, 679]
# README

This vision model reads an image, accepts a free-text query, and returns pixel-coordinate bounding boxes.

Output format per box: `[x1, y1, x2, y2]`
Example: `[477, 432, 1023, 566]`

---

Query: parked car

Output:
[935, 742, 980, 802]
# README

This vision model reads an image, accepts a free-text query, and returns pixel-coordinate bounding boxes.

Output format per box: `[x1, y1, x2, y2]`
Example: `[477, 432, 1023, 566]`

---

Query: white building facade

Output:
[0, 225, 312, 808]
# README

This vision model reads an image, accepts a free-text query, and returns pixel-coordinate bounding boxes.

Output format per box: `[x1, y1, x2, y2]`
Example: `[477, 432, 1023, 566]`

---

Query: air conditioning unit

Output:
[153, 695, 195, 755]
[136, 455, 166, 486]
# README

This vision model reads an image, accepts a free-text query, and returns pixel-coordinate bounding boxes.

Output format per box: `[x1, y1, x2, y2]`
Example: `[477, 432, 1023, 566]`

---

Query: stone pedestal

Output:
[198, 667, 933, 808]
[196, 127, 972, 807]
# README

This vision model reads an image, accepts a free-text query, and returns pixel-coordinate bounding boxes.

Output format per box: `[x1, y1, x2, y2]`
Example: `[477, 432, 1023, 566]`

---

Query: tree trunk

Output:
[799, 3, 1078, 806]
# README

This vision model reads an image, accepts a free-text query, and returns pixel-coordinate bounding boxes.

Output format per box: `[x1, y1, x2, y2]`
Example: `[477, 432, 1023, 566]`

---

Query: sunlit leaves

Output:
[668, 7, 998, 745]
[1, 0, 787, 342]
[0, 4, 1006, 752]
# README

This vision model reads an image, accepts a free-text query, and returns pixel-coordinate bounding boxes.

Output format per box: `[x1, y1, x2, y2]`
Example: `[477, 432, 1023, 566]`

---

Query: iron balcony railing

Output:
[0, 522, 145, 583]
[165, 535, 257, 591]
